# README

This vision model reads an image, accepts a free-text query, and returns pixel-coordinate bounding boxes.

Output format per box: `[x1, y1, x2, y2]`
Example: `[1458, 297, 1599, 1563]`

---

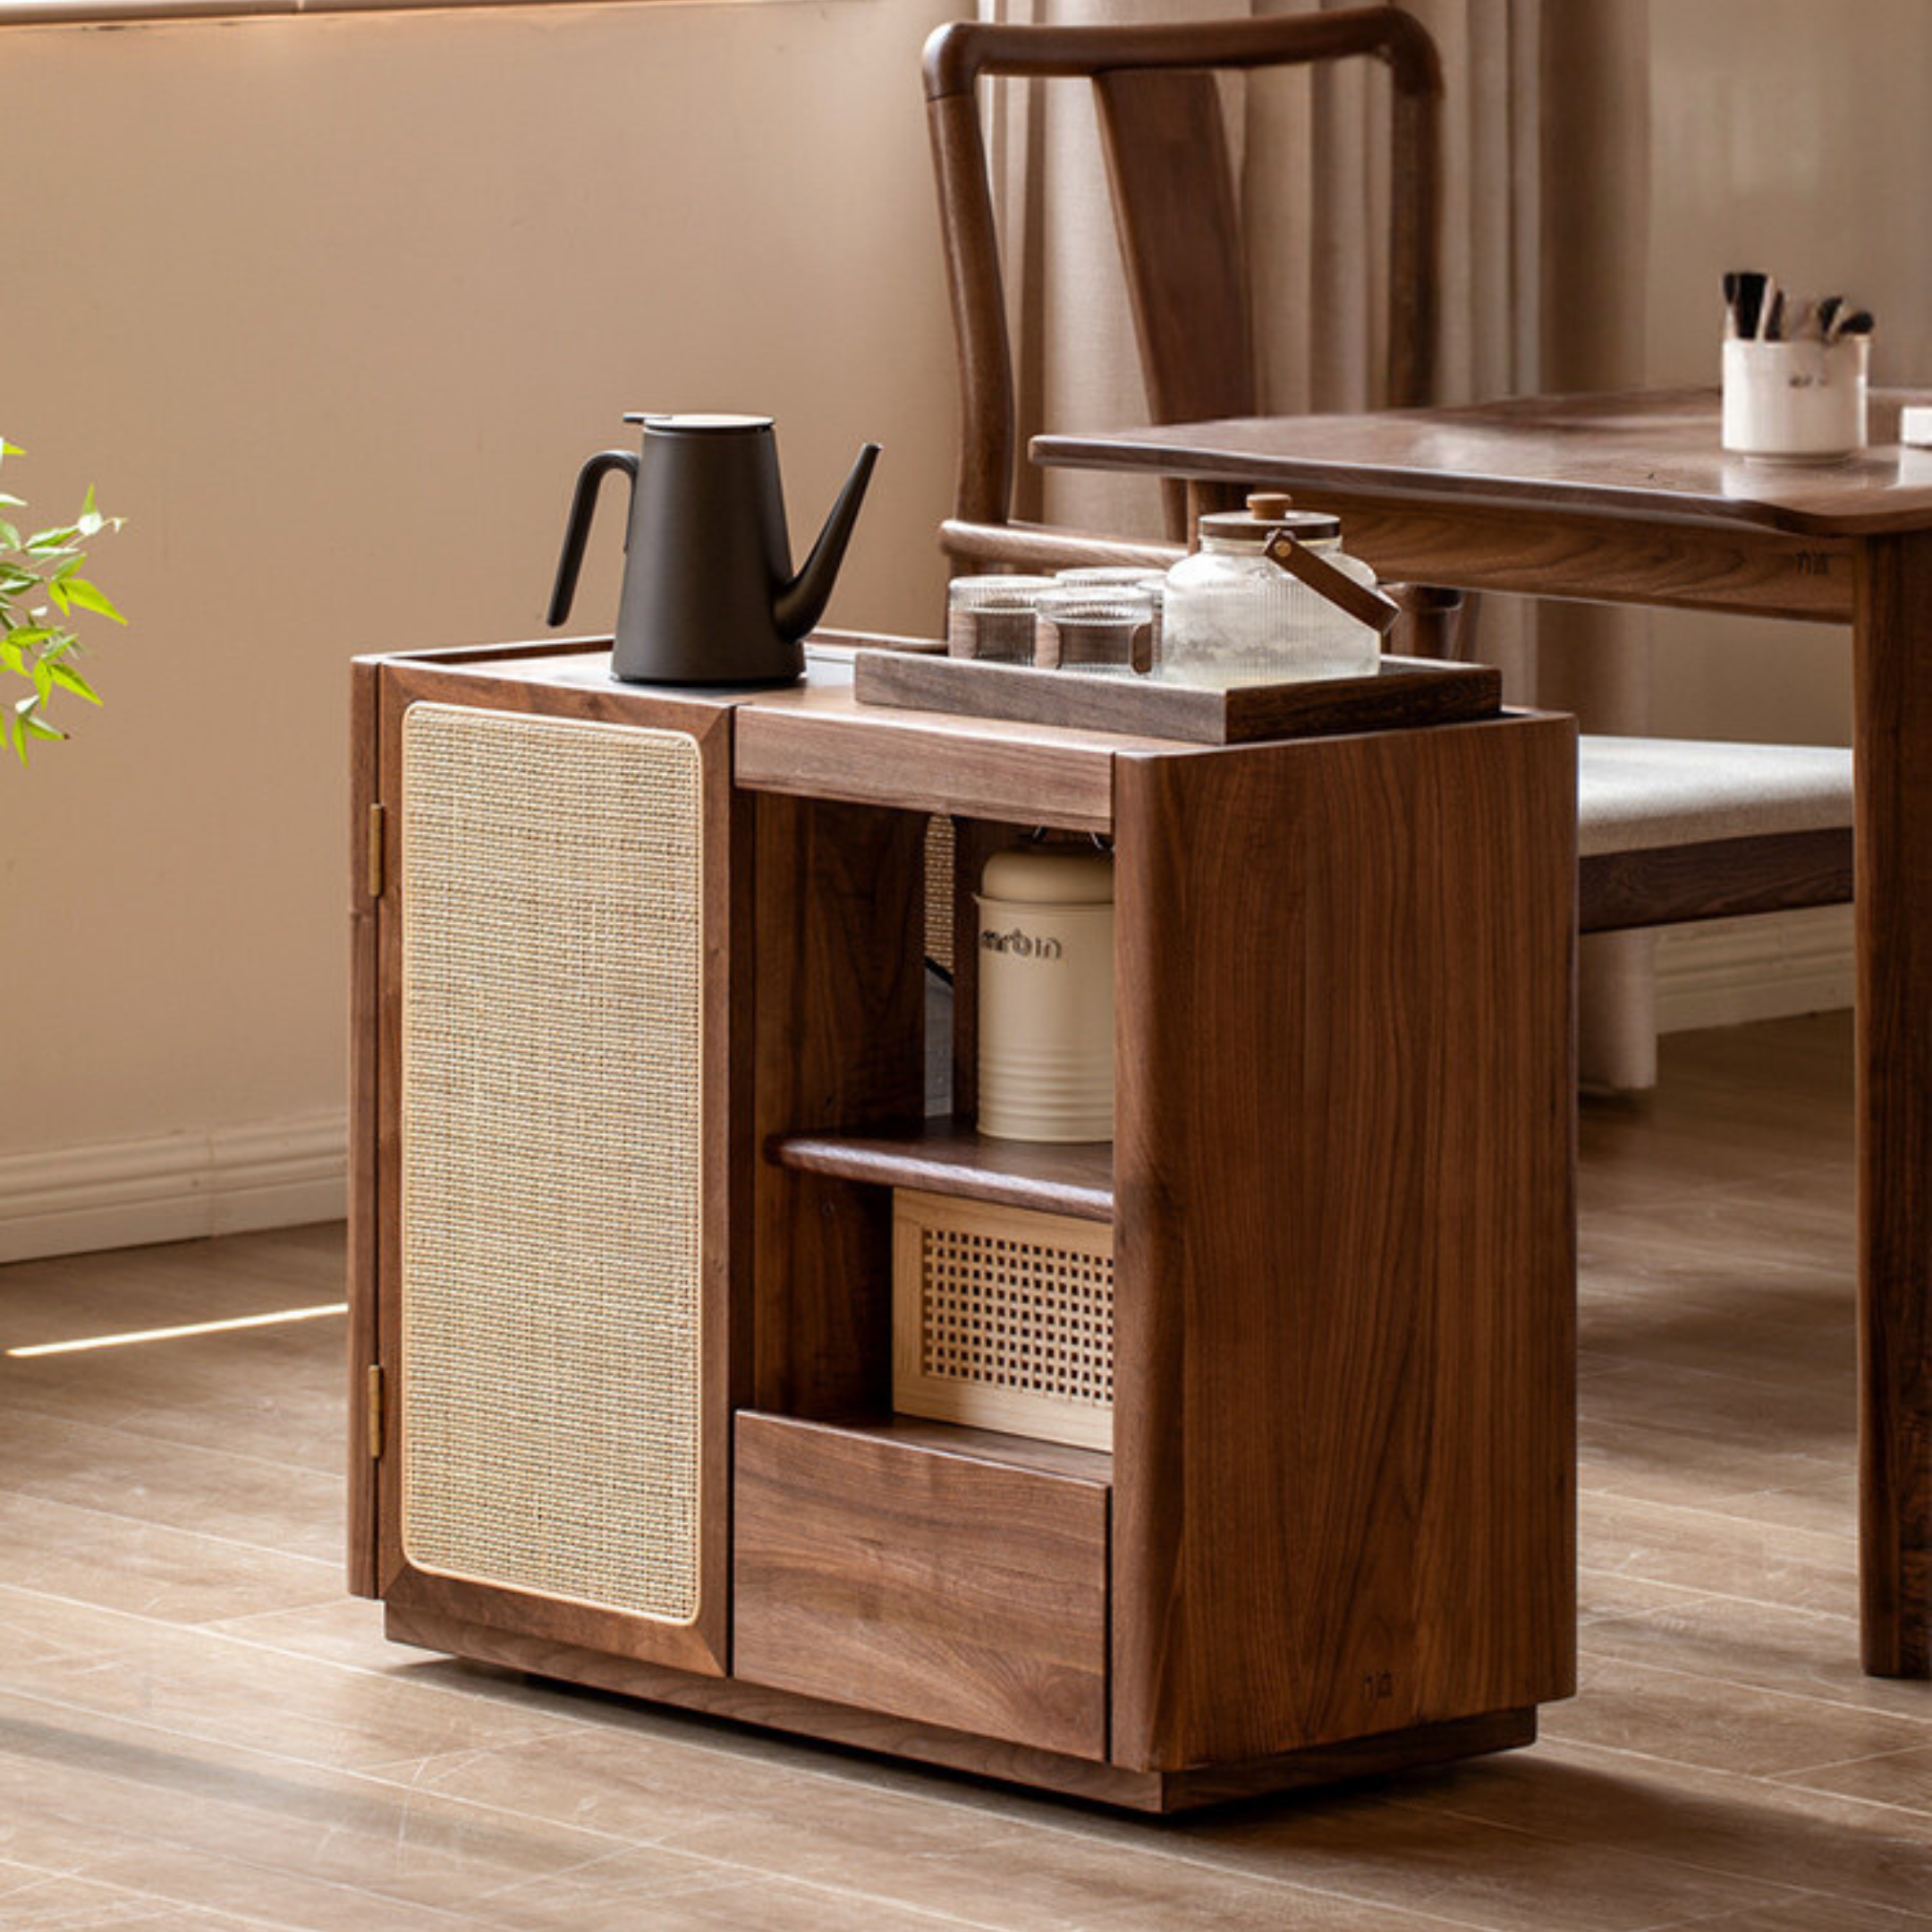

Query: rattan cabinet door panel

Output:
[384, 699, 725, 1671]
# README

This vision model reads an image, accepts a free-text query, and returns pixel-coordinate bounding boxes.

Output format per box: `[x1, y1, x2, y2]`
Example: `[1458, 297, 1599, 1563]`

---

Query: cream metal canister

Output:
[975, 845, 1114, 1142]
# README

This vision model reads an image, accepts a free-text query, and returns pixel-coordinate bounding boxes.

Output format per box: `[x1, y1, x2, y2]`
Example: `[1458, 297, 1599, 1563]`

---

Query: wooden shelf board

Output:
[767, 1114, 1114, 1223]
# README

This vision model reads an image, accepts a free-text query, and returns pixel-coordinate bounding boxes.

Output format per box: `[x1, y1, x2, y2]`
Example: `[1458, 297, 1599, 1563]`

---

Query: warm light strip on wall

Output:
[6, 1302, 347, 1358]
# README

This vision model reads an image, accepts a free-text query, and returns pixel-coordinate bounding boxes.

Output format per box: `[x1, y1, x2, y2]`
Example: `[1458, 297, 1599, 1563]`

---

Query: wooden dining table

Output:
[1037, 386, 1932, 1680]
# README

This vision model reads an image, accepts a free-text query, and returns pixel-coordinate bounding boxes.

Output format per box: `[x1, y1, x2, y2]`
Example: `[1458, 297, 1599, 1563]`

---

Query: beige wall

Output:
[1645, 0, 1932, 744]
[3, 0, 957, 1161]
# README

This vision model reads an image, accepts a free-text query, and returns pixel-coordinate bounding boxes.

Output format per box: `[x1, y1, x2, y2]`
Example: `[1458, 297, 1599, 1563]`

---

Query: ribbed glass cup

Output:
[946, 574, 1056, 662]
[1034, 583, 1156, 676]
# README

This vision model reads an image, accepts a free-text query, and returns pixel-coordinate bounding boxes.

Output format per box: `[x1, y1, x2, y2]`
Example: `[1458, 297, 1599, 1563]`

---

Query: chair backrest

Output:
[924, 8, 1442, 565]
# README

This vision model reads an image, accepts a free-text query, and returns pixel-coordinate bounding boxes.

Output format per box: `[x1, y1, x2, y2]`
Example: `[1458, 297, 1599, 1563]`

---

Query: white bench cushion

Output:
[1578, 736, 1853, 858]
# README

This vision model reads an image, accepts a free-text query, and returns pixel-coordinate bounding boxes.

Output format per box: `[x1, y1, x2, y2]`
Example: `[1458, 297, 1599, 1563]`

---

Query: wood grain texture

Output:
[1580, 828, 1856, 934]
[1035, 390, 1932, 541]
[750, 795, 926, 1419]
[853, 649, 1501, 745]
[924, 5, 1439, 569]
[389, 1600, 1168, 1807]
[345, 656, 382, 1600]
[369, 666, 741, 1679]
[1853, 530, 1932, 1678]
[1095, 66, 1251, 543]
[1110, 715, 1579, 1770]
[733, 1412, 1110, 1761]
[733, 698, 1129, 834]
[937, 519, 1184, 578]
[769, 1114, 1114, 1223]
[1311, 499, 1856, 623]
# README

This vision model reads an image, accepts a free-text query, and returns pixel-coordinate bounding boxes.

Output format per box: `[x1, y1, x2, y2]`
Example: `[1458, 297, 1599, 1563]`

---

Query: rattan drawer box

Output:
[892, 1189, 1114, 1452]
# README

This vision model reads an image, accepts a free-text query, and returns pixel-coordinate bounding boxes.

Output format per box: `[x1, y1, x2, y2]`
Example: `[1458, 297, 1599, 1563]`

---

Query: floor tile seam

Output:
[1574, 1436, 1849, 1480]
[1763, 1741, 1932, 1803]
[1631, 1894, 1932, 1932]
[1574, 1477, 1858, 1526]
[1522, 1727, 1932, 1824]
[1360, 1791, 1820, 1911]
[0, 1752, 761, 1927]
[0, 1401, 344, 1484]
[348, 1735, 1028, 1850]
[0, 1583, 614, 1733]
[1578, 1581, 1860, 1631]
[958, 1823, 1525, 1927]
[1574, 1490, 1858, 1555]
[570, 1846, 1031, 1932]
[1560, 1643, 1932, 1735]
[1575, 1243, 1855, 1289]
[695, 1835, 1507, 1932]
[0, 1490, 343, 1577]
[1571, 1354, 1857, 1405]
[0, 1853, 302, 1932]
[0, 1681, 636, 1850]
[464, 1844, 758, 1912]
[13, 1761, 737, 1927]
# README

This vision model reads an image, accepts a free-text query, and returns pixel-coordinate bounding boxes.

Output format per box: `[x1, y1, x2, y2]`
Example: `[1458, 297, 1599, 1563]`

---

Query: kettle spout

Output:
[774, 443, 881, 642]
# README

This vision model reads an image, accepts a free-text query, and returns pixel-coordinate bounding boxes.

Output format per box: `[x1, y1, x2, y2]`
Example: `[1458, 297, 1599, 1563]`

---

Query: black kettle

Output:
[547, 412, 880, 686]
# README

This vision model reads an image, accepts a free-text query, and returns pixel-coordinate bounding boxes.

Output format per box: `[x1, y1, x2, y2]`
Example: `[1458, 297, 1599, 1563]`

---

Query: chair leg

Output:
[1389, 583, 1467, 660]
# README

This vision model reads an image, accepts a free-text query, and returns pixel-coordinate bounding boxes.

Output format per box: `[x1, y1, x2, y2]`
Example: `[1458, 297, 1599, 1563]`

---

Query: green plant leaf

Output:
[0, 521, 20, 550]
[27, 525, 80, 554]
[61, 578, 125, 623]
[47, 660, 101, 705]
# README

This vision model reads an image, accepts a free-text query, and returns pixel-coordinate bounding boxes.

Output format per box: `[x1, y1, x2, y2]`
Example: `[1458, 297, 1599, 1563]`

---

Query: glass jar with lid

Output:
[1160, 493, 1382, 688]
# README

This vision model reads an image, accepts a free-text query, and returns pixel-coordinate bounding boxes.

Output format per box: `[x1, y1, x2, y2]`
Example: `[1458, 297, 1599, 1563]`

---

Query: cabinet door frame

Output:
[352, 658, 747, 1677]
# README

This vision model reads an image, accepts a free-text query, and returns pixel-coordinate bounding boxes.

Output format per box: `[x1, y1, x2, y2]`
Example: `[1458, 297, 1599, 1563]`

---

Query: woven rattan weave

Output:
[398, 704, 705, 1623]
[892, 1189, 1114, 1451]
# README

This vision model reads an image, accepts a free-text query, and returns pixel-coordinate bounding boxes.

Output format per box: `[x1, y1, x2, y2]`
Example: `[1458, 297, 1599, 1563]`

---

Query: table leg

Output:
[1854, 531, 1932, 1677]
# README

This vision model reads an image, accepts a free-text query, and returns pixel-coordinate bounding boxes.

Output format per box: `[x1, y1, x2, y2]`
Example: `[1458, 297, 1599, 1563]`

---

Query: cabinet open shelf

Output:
[746, 1410, 1113, 1485]
[767, 1114, 1114, 1222]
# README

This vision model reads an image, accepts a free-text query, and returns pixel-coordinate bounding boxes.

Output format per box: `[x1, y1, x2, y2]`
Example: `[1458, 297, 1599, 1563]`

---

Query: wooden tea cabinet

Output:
[348, 637, 1577, 1812]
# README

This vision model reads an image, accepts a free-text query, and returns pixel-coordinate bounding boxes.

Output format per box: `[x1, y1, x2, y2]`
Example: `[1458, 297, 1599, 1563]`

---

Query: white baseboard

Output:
[0, 1112, 347, 1266]
[1656, 906, 1855, 1035]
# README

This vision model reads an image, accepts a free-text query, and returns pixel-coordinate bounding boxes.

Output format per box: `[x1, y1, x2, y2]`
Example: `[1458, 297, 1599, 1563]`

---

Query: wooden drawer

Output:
[733, 1412, 1110, 1760]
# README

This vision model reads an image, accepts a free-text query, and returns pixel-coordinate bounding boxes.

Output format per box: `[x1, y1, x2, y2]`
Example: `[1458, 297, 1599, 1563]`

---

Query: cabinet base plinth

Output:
[384, 1604, 1537, 1813]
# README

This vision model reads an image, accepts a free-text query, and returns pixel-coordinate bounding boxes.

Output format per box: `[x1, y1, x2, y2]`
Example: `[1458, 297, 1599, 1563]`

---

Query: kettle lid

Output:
[622, 411, 774, 433]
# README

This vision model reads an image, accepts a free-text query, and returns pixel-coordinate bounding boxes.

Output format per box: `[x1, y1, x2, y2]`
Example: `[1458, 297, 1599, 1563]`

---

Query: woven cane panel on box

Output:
[923, 814, 954, 974]
[893, 1191, 1114, 1451]
[399, 703, 705, 1624]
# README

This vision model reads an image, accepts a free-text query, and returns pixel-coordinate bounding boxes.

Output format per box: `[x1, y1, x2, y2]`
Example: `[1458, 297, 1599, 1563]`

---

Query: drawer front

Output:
[733, 1413, 1109, 1760]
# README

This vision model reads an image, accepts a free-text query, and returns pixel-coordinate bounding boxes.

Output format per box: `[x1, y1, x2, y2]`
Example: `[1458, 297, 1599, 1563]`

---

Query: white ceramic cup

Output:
[1722, 337, 1868, 461]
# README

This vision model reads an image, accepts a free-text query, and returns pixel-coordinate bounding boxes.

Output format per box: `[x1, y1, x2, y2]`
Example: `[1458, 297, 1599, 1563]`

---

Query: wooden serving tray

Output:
[852, 649, 1502, 745]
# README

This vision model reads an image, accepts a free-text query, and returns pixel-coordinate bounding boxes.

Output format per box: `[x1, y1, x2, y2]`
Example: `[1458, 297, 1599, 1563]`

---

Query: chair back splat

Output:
[923, 7, 1441, 560]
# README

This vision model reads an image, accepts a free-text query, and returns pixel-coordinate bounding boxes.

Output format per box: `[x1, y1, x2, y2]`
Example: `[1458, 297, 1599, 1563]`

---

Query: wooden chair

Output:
[923, 7, 1853, 939]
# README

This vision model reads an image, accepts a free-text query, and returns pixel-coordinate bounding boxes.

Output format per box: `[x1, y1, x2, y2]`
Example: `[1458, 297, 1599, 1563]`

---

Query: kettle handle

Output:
[546, 448, 640, 628]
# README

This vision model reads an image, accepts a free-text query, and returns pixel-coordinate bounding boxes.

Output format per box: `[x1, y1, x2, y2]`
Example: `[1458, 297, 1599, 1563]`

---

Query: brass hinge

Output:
[366, 803, 386, 899]
[366, 1363, 385, 1460]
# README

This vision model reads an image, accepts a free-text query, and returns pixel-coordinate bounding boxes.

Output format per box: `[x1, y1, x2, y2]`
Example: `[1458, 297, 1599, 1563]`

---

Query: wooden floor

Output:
[1, 1011, 1927, 1929]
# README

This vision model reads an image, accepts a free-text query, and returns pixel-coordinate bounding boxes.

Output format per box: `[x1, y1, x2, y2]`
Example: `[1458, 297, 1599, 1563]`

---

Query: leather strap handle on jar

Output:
[1261, 527, 1404, 637]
